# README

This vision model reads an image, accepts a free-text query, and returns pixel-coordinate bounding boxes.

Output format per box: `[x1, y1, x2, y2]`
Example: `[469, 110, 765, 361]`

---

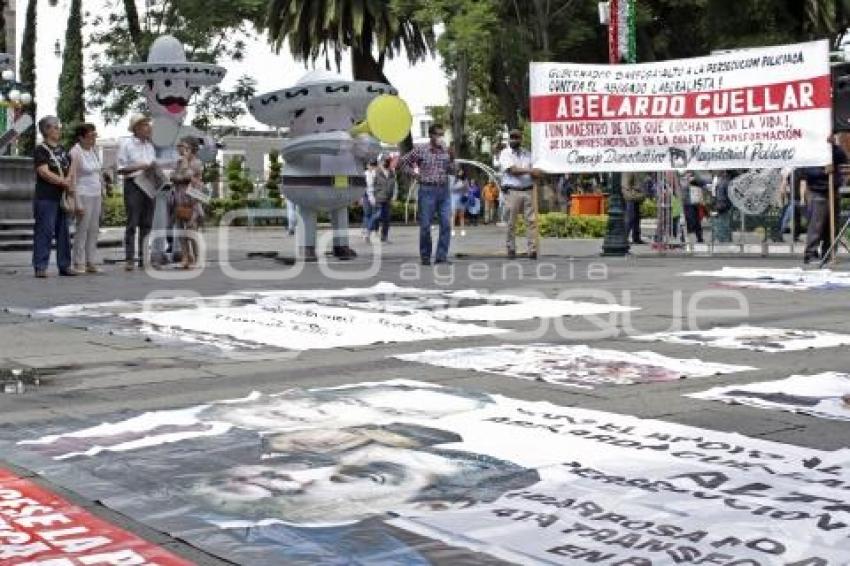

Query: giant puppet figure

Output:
[249, 71, 411, 261]
[108, 35, 225, 263]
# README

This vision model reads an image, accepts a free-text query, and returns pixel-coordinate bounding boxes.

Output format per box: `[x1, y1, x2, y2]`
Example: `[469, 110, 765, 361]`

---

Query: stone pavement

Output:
[1, 224, 848, 564]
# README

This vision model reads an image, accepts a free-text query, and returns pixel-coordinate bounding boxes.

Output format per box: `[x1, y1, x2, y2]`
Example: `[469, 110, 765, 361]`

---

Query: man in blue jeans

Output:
[398, 124, 455, 265]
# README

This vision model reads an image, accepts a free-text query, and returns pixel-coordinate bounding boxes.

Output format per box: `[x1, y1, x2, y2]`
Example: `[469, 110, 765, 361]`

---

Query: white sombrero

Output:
[108, 35, 226, 86]
[248, 70, 398, 127]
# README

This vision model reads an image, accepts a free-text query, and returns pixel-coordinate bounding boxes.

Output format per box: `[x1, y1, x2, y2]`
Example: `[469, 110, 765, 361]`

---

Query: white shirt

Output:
[499, 146, 533, 188]
[117, 136, 156, 179]
[70, 144, 102, 197]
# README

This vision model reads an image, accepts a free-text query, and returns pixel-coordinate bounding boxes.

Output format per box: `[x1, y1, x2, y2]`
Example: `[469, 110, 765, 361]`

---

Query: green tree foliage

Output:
[263, 0, 435, 83]
[225, 156, 254, 203]
[18, 0, 37, 155]
[87, 0, 263, 125]
[58, 0, 85, 146]
[265, 149, 282, 206]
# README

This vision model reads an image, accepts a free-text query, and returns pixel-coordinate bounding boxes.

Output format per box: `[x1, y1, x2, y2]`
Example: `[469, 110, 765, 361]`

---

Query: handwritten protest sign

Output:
[530, 40, 832, 172]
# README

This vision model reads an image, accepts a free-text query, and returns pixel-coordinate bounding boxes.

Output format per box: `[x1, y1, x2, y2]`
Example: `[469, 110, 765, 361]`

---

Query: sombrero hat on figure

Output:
[248, 70, 398, 127]
[108, 35, 225, 87]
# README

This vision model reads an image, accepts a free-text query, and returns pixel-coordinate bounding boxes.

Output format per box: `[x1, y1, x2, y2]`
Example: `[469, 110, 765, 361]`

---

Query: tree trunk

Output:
[124, 0, 145, 58]
[350, 48, 415, 153]
[57, 0, 85, 143]
[18, 0, 36, 156]
[450, 50, 470, 157]
[0, 0, 7, 53]
[489, 55, 519, 130]
[531, 0, 550, 57]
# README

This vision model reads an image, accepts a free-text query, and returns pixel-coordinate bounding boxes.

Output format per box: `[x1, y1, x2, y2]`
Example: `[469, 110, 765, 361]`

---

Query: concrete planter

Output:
[0, 157, 35, 221]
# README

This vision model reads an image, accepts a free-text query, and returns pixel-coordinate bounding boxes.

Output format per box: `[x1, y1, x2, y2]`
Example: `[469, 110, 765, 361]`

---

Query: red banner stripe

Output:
[0, 469, 192, 565]
[530, 75, 831, 122]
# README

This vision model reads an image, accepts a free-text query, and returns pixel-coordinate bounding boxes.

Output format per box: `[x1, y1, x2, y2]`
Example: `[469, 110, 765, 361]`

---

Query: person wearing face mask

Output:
[499, 129, 538, 259]
[398, 123, 456, 265]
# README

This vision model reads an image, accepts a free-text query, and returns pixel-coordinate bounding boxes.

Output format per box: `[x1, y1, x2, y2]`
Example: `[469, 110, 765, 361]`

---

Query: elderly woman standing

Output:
[69, 124, 103, 273]
[32, 116, 75, 278]
[170, 136, 204, 269]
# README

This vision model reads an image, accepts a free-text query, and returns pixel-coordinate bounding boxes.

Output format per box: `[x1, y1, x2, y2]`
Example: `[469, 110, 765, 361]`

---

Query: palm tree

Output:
[264, 1, 435, 84]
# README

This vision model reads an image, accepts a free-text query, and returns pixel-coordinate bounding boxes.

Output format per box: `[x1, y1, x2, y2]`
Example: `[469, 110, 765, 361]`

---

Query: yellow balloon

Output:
[351, 94, 413, 145]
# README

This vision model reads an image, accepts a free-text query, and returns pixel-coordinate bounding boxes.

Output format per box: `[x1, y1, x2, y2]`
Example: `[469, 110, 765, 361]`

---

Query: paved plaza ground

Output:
[1, 224, 848, 565]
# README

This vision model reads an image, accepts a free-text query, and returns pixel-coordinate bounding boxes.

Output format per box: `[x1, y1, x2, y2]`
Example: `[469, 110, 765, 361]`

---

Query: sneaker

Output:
[73, 264, 85, 273]
[34, 270, 47, 278]
[434, 258, 452, 265]
[58, 269, 78, 277]
[421, 258, 431, 266]
[85, 264, 100, 274]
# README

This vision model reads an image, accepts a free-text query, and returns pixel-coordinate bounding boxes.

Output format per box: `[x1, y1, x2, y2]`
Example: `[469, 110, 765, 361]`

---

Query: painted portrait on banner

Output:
[4, 380, 850, 564]
[396, 344, 753, 389]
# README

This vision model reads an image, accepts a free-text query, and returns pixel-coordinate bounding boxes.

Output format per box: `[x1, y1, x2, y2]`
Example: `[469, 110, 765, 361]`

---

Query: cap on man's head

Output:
[509, 129, 522, 138]
[128, 113, 151, 133]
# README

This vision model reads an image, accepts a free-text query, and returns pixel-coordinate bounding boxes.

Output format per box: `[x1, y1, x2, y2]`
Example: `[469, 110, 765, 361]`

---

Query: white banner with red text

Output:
[530, 40, 832, 172]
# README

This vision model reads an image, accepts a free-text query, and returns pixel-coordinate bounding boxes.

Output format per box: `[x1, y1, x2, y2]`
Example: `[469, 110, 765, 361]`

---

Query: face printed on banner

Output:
[190, 423, 540, 526]
[144, 78, 192, 123]
[289, 105, 357, 136]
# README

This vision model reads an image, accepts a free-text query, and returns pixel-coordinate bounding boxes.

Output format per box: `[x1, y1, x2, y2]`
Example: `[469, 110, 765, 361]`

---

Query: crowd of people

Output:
[29, 114, 846, 277]
[32, 114, 209, 277]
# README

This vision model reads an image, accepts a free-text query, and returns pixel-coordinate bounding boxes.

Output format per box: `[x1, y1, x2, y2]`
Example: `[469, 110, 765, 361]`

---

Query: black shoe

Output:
[633, 239, 647, 245]
[59, 269, 78, 277]
[507, 250, 517, 259]
[528, 251, 538, 260]
[434, 258, 451, 265]
[421, 258, 431, 266]
[803, 255, 815, 265]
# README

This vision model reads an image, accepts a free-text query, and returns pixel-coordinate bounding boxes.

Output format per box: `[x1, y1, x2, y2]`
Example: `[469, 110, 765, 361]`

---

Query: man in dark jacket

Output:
[800, 140, 847, 264]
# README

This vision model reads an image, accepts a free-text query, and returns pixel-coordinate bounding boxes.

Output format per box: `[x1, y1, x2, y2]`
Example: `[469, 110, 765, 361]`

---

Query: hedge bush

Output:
[516, 213, 608, 238]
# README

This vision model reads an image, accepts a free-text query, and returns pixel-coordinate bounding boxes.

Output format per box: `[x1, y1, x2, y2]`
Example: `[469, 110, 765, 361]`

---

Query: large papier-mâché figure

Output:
[108, 35, 226, 162]
[249, 71, 409, 261]
[108, 35, 225, 263]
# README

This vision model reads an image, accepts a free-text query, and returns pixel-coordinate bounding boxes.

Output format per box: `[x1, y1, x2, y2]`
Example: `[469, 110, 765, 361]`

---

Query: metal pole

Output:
[829, 171, 836, 263]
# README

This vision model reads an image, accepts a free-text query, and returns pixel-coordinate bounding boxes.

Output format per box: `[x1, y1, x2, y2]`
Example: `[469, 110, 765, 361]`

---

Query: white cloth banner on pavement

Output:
[396, 344, 754, 389]
[634, 325, 850, 352]
[36, 283, 636, 352]
[681, 267, 850, 291]
[15, 379, 850, 564]
[688, 372, 850, 422]
[530, 40, 832, 172]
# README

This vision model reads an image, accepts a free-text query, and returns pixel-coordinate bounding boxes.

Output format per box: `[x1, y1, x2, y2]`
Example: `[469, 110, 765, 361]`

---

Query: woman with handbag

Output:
[69, 123, 104, 273]
[32, 116, 76, 278]
[169, 137, 204, 269]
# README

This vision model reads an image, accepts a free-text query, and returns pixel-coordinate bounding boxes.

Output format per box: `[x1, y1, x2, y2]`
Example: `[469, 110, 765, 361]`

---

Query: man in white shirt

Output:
[117, 114, 157, 270]
[499, 129, 538, 259]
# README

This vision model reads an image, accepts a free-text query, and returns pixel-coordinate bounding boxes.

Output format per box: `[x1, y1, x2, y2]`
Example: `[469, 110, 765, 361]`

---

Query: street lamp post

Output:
[600, 0, 635, 256]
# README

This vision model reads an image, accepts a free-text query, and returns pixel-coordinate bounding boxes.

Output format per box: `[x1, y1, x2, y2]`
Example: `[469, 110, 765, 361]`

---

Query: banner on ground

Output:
[530, 40, 832, 172]
[0, 468, 191, 565]
[2, 380, 850, 564]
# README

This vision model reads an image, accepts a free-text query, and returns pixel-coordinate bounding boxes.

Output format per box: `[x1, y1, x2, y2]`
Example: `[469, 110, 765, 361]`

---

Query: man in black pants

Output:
[800, 139, 847, 264]
[116, 115, 157, 270]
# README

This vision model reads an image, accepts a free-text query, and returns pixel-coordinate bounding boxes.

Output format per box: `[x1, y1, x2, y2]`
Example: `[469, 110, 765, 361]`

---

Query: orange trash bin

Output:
[570, 194, 607, 215]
